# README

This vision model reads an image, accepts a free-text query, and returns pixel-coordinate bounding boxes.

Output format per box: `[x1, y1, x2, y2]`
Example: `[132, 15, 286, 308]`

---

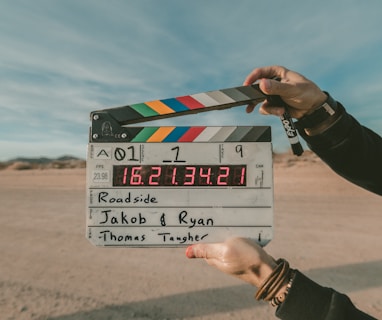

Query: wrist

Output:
[304, 91, 328, 116]
[247, 260, 278, 288]
[258, 260, 278, 285]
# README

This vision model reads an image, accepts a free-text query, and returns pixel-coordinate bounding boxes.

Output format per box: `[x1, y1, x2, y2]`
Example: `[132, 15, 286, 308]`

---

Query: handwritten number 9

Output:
[235, 145, 243, 158]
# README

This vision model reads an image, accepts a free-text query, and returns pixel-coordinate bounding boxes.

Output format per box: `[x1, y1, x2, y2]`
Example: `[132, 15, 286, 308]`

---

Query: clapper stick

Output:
[89, 84, 303, 156]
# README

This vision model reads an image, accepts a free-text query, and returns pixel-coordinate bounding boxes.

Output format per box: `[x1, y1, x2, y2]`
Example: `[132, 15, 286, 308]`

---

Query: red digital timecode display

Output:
[112, 165, 247, 187]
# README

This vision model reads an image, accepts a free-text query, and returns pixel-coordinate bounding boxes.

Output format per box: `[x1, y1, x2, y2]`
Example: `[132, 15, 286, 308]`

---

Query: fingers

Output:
[243, 65, 287, 86]
[259, 103, 286, 116]
[245, 104, 256, 113]
[244, 66, 290, 115]
[244, 65, 299, 103]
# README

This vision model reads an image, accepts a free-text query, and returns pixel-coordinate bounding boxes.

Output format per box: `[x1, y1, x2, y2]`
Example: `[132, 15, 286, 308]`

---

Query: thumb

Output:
[185, 243, 221, 259]
[185, 245, 197, 258]
[259, 78, 284, 96]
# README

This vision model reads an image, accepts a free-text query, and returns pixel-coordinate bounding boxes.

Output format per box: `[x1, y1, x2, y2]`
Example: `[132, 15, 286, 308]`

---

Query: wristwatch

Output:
[295, 93, 338, 130]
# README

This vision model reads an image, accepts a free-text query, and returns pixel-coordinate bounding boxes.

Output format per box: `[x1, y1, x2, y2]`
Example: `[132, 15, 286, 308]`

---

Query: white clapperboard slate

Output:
[86, 84, 274, 247]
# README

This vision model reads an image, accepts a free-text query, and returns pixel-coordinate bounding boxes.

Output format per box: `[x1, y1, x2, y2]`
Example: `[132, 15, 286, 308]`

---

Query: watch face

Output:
[322, 102, 336, 116]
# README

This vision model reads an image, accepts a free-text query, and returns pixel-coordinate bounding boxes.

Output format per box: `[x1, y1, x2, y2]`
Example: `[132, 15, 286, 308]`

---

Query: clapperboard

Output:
[86, 84, 276, 247]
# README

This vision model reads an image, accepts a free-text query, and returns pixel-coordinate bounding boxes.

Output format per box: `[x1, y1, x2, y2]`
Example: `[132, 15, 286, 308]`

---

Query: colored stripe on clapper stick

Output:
[163, 127, 190, 142]
[176, 96, 205, 110]
[178, 127, 206, 142]
[130, 103, 159, 117]
[146, 127, 175, 142]
[145, 100, 175, 115]
[129, 126, 271, 142]
[131, 127, 159, 142]
[130, 127, 205, 143]
[193, 127, 223, 142]
[209, 127, 237, 142]
[128, 91, 234, 120]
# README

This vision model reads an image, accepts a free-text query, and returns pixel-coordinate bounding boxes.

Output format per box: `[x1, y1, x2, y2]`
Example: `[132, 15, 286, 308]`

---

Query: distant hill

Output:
[0, 155, 86, 170]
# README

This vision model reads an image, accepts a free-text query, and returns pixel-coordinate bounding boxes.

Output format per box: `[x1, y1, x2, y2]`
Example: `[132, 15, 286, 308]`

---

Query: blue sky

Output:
[1, 0, 382, 160]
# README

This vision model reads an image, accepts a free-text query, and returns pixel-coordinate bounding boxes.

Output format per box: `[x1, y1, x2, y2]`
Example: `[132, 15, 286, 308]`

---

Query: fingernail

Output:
[185, 245, 194, 258]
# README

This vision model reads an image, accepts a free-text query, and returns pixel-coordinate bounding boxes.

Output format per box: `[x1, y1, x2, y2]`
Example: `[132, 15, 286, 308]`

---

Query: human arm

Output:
[298, 103, 382, 195]
[243, 66, 382, 195]
[186, 237, 377, 320]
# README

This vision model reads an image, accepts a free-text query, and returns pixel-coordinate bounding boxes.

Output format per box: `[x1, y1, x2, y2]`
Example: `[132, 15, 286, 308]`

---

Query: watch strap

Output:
[295, 93, 338, 130]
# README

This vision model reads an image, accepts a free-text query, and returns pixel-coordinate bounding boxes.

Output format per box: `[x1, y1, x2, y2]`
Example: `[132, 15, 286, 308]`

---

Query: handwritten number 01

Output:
[127, 146, 139, 161]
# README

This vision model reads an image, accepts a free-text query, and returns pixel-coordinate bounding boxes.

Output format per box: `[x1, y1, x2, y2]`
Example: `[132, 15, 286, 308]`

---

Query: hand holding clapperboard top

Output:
[86, 83, 302, 248]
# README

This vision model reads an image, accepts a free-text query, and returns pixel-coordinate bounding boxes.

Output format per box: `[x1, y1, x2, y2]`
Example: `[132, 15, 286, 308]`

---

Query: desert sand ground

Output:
[1, 153, 381, 320]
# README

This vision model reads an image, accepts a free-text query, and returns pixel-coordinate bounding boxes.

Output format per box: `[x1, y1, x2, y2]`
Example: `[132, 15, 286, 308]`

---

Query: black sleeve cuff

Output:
[275, 270, 377, 320]
[297, 103, 354, 151]
[295, 92, 338, 131]
[275, 270, 333, 320]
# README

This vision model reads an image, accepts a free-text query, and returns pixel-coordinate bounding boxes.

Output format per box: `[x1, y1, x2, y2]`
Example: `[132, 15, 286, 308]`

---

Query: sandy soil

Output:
[1, 155, 381, 320]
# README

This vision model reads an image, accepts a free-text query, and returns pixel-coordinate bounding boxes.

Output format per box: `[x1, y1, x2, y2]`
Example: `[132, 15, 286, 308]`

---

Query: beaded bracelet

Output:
[270, 270, 295, 307]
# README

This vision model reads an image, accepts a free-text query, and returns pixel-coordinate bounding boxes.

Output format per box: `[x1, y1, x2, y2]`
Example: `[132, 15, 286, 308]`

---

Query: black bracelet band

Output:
[295, 92, 338, 130]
